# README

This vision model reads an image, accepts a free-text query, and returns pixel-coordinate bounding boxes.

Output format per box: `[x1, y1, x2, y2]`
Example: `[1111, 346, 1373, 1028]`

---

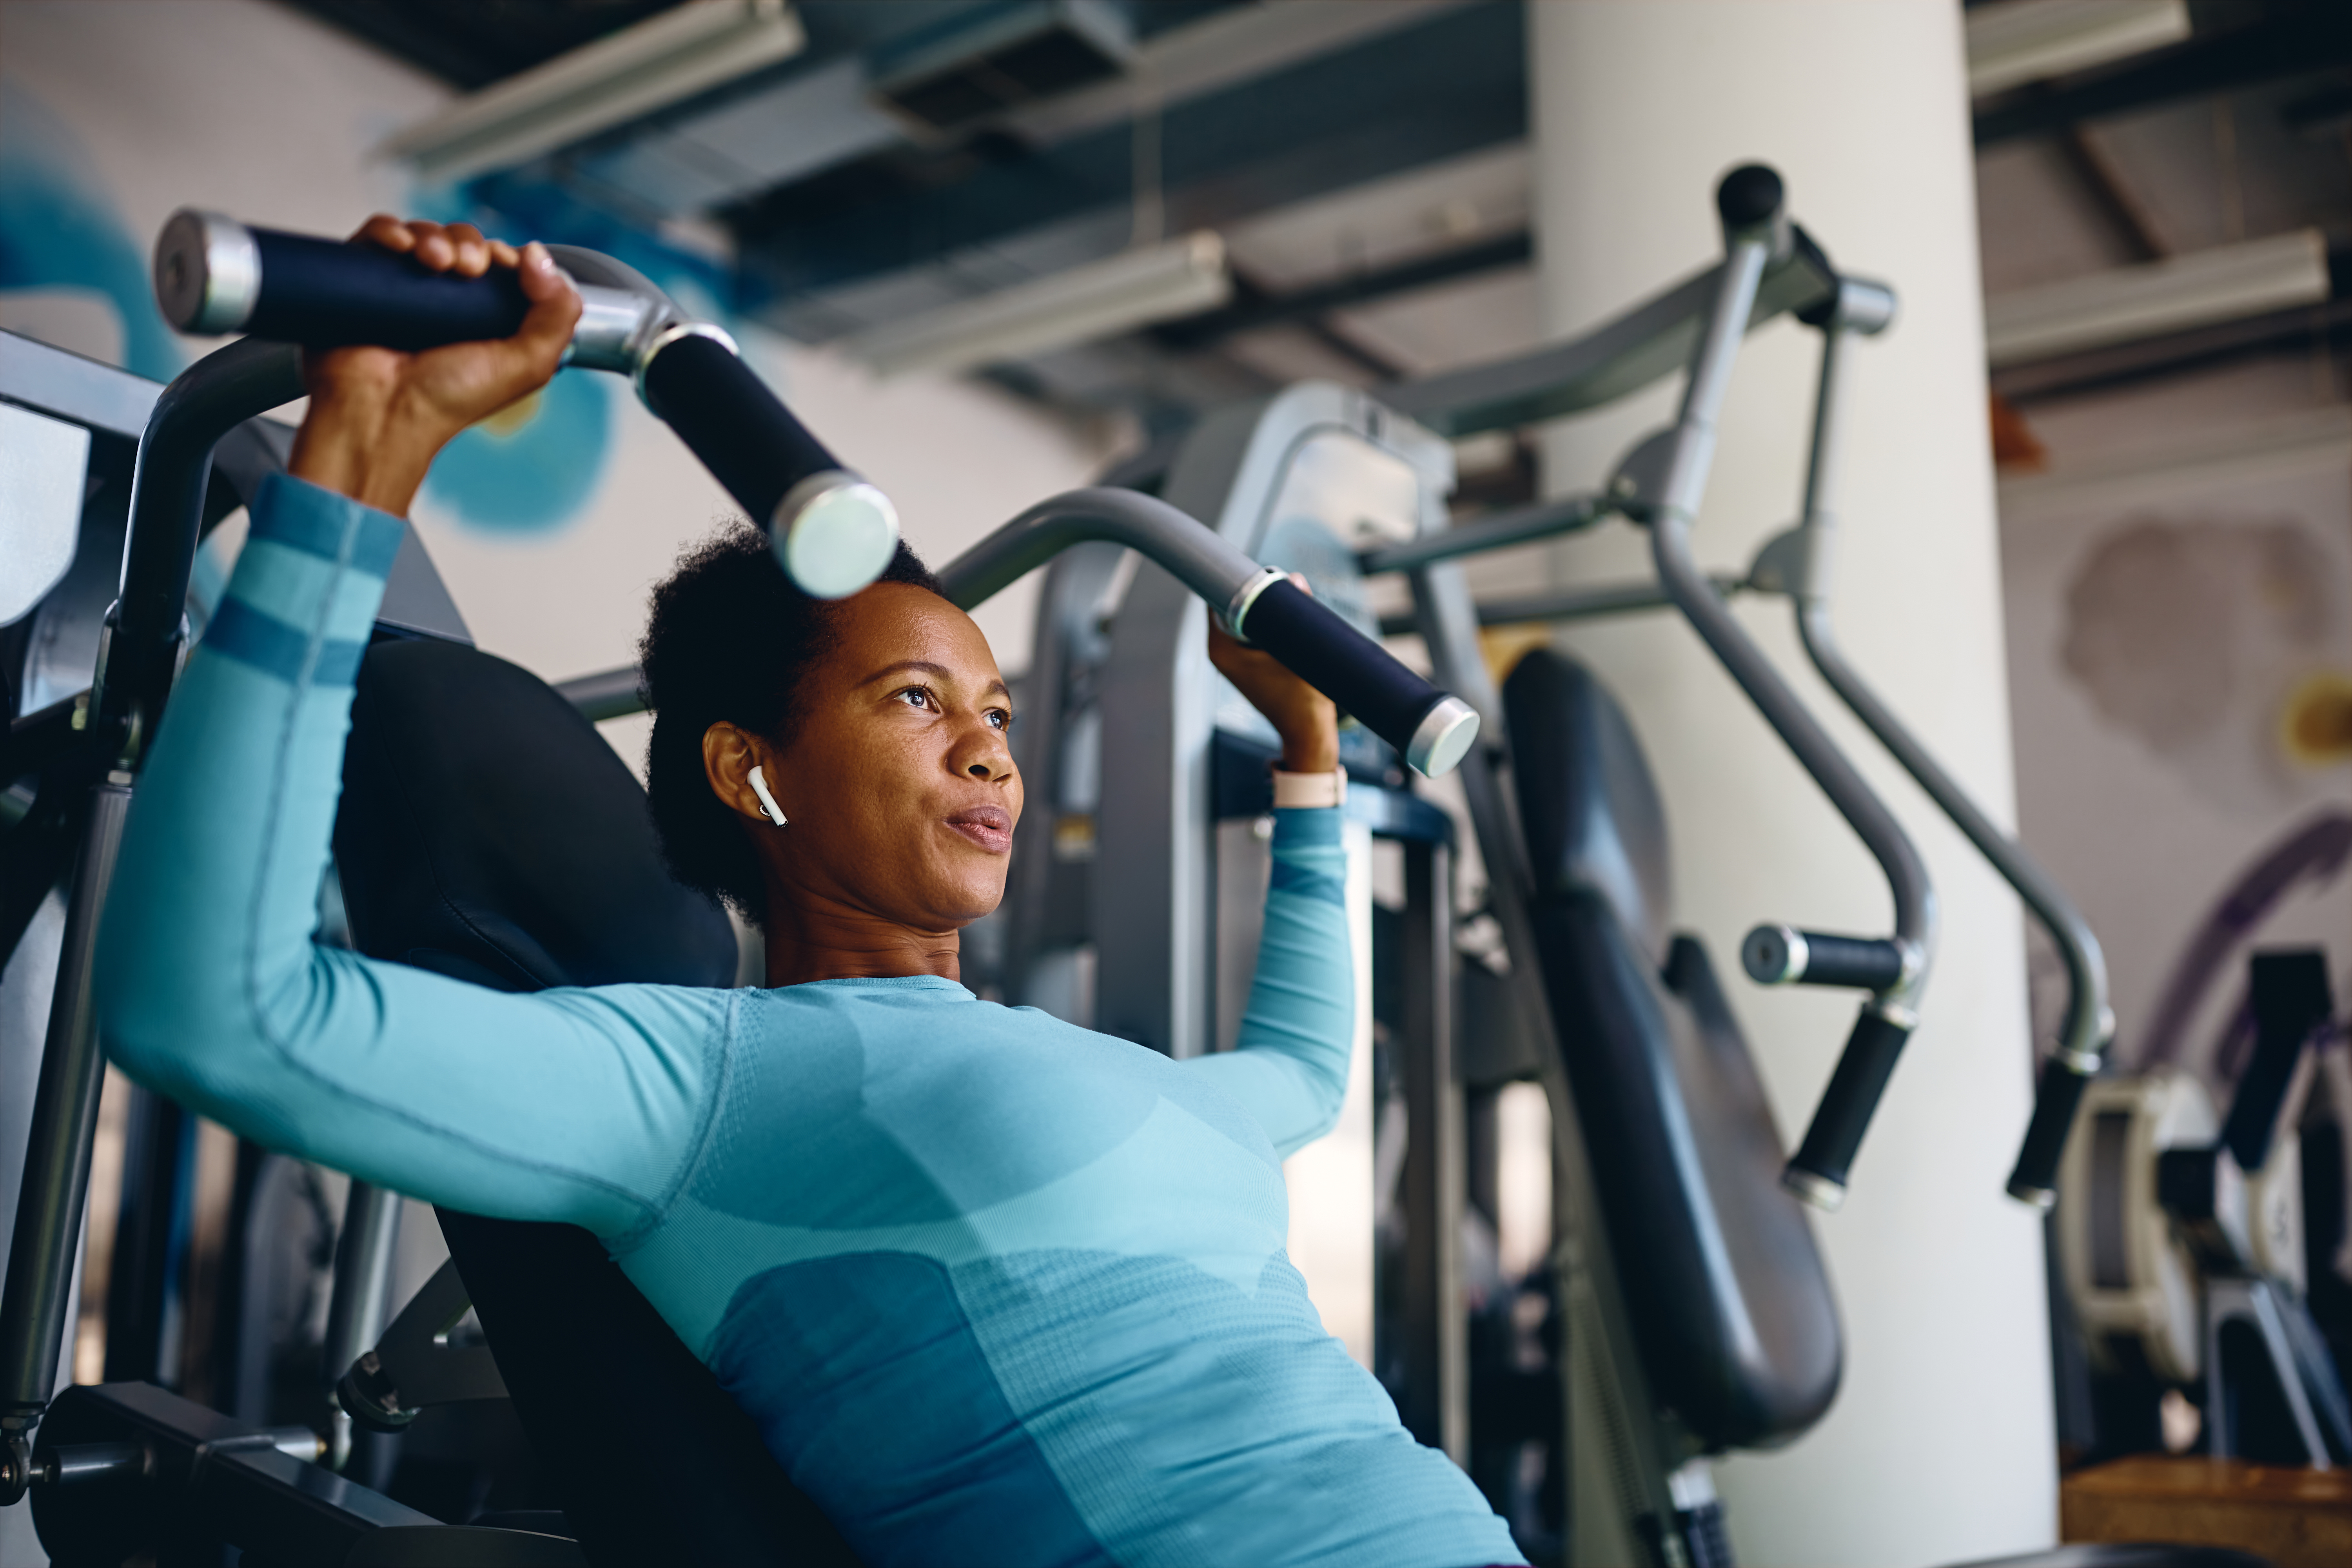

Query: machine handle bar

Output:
[152, 212, 898, 600]
[158, 214, 532, 348]
[1740, 924, 1910, 992]
[1784, 1006, 1916, 1209]
[937, 487, 1478, 777]
[1643, 167, 1938, 1210]
[1234, 577, 1479, 778]
[2007, 1058, 2093, 1207]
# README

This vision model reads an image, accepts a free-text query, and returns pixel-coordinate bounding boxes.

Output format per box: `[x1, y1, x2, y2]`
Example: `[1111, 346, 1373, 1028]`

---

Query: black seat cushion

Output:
[1505, 647, 1841, 1451]
[1508, 642, 1673, 966]
[334, 637, 863, 1566]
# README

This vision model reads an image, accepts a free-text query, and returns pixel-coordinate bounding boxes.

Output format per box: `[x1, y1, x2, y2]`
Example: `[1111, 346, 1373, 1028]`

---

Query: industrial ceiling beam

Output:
[1993, 292, 2352, 403]
[1973, 1, 2352, 146]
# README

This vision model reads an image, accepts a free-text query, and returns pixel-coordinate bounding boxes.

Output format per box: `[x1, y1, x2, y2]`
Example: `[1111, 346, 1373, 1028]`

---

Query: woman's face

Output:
[764, 583, 1023, 931]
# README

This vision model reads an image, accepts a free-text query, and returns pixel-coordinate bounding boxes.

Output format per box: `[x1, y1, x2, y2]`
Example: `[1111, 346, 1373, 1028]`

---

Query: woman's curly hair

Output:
[639, 525, 944, 926]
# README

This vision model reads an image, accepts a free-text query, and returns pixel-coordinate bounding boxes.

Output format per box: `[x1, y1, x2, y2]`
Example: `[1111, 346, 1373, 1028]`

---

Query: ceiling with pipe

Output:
[281, 0, 2352, 461]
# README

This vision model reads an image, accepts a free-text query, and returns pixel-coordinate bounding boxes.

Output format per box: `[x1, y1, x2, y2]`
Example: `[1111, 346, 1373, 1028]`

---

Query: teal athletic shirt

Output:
[96, 474, 1524, 1568]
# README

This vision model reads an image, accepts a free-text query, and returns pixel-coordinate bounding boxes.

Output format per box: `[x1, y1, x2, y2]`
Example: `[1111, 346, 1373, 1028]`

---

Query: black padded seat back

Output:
[1504, 647, 1842, 1451]
[333, 639, 736, 993]
[1506, 645, 1673, 966]
[333, 637, 862, 1567]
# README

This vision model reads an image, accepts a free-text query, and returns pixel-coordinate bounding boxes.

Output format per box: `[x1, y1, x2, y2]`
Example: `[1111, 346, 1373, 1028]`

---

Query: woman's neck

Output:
[760, 889, 962, 987]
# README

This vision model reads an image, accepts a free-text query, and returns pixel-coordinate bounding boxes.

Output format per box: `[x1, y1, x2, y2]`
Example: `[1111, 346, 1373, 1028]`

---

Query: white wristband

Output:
[1271, 767, 1348, 809]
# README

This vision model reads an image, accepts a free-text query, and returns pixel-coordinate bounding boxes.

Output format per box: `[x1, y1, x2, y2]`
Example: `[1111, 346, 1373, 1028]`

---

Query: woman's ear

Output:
[702, 722, 783, 826]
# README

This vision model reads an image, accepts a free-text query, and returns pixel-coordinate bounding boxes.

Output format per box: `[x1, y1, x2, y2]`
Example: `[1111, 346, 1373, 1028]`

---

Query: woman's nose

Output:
[953, 723, 1015, 783]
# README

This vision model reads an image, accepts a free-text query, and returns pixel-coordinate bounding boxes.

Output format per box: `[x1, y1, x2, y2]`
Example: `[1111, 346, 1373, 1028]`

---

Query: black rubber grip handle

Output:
[637, 329, 845, 530]
[1234, 576, 1451, 763]
[1786, 1006, 1914, 1203]
[241, 226, 529, 349]
[2006, 1055, 2092, 1205]
[1742, 925, 1907, 990]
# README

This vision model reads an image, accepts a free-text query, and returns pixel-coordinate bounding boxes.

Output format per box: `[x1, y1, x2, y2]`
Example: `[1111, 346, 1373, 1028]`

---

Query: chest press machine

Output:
[0, 223, 1471, 1564]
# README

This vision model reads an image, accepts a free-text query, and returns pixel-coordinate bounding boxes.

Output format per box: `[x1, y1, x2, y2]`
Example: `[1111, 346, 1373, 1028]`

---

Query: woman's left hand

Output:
[1208, 575, 1340, 775]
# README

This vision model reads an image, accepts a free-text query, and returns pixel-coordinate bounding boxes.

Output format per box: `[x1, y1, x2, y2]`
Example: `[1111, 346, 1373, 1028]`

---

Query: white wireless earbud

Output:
[747, 764, 789, 827]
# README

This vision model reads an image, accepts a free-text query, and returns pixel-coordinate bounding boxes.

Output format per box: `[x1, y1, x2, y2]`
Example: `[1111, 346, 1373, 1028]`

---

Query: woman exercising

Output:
[96, 221, 1522, 1568]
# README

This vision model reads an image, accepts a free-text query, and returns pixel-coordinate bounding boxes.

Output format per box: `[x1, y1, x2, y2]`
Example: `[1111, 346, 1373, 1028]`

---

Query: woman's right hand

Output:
[286, 217, 581, 516]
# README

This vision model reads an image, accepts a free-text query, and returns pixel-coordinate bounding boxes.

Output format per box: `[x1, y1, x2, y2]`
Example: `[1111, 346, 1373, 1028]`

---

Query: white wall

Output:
[1527, 4, 2053, 1564]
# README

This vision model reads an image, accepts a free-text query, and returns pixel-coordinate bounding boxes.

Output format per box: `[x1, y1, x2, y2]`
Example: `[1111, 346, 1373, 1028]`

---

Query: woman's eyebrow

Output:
[857, 660, 1011, 701]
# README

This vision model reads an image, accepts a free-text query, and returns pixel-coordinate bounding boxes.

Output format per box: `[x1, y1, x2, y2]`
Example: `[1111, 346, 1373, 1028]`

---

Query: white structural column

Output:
[1526, 5, 2056, 1566]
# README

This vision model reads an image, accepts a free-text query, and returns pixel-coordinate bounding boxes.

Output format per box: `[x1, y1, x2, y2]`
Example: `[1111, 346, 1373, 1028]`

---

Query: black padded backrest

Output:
[1504, 648, 1841, 1452]
[1505, 646, 1672, 966]
[333, 638, 863, 1567]
[334, 639, 735, 992]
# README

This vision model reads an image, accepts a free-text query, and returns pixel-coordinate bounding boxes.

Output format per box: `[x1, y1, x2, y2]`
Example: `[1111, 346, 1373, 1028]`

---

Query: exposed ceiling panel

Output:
[727, 0, 1525, 299]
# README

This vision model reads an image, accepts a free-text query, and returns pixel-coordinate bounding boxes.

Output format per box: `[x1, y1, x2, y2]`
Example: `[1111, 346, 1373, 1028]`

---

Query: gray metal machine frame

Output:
[1126, 185, 2114, 1563]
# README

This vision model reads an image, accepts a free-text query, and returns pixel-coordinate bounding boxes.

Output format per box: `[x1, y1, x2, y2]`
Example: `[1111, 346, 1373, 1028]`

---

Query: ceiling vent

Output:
[868, 0, 1134, 136]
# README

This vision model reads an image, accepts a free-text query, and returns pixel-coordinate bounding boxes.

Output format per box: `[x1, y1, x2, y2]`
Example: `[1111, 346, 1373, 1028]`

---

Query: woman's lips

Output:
[944, 805, 1013, 854]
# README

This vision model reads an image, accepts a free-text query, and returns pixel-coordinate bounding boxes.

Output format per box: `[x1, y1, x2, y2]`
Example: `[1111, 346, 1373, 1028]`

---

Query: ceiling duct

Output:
[379, 0, 806, 184]
[842, 230, 1230, 377]
[868, 0, 1136, 136]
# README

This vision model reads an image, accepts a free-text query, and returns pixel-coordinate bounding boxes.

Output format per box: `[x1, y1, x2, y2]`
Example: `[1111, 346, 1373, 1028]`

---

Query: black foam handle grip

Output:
[1742, 925, 1906, 990]
[2007, 1055, 2093, 1203]
[637, 329, 844, 530]
[1786, 1007, 1914, 1199]
[242, 227, 530, 349]
[1234, 577, 1448, 762]
[1794, 931, 1906, 990]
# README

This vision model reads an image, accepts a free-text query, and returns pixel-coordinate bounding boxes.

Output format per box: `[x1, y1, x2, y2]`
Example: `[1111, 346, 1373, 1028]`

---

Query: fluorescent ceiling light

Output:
[843, 232, 1233, 377]
[1984, 229, 2331, 367]
[1965, 0, 2190, 98]
[379, 0, 806, 185]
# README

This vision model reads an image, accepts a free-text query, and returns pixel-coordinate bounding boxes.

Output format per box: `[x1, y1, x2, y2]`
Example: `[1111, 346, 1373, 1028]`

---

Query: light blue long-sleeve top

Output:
[95, 475, 1521, 1568]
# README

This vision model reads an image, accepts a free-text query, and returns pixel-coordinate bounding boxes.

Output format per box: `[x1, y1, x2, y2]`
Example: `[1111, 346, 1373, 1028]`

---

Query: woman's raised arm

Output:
[96, 226, 724, 1247]
[1184, 601, 1356, 1156]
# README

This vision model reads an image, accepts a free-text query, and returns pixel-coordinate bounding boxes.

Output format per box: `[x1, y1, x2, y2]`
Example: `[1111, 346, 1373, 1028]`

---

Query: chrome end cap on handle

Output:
[1740, 924, 1809, 986]
[1781, 1165, 1846, 1213]
[1406, 695, 1479, 779]
[154, 209, 260, 335]
[774, 472, 900, 600]
[2005, 1177, 2058, 1211]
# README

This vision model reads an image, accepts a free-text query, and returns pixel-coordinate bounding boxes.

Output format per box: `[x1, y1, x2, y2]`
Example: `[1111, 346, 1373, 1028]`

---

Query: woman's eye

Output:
[987, 710, 1013, 732]
[895, 688, 934, 711]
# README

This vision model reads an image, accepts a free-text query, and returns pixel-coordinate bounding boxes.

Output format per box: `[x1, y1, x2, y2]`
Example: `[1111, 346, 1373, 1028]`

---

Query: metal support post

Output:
[0, 776, 131, 1500]
[1397, 841, 1465, 1463]
[320, 1183, 403, 1472]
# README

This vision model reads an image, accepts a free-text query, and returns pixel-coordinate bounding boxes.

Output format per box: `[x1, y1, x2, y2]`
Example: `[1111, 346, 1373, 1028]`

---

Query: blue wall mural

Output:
[0, 83, 183, 382]
[1, 75, 746, 540]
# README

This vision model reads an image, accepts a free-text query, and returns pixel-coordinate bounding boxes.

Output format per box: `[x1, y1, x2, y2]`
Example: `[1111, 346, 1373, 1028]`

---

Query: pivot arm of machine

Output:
[938, 486, 1479, 778]
[1750, 278, 2116, 1207]
[1637, 167, 1939, 1212]
[337, 1259, 509, 1434]
[1383, 206, 1838, 440]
